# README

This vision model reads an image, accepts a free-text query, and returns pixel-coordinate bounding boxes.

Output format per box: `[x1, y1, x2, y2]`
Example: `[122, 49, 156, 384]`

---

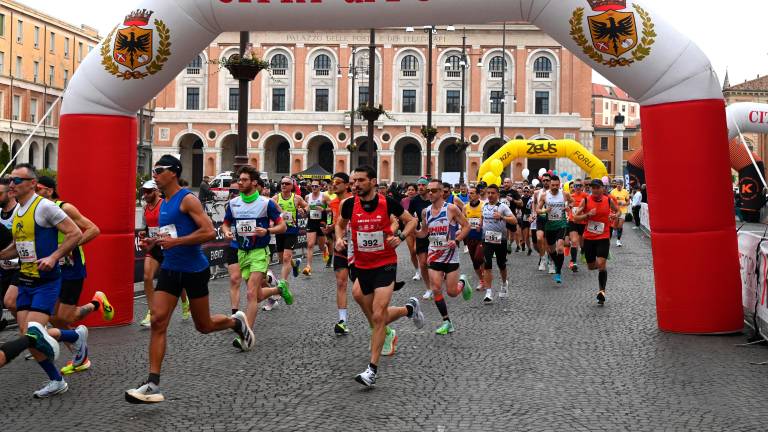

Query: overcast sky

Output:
[19, 0, 768, 87]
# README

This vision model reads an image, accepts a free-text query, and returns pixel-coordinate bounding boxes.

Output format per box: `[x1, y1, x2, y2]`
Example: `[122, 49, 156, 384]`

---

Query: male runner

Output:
[610, 179, 630, 247]
[464, 186, 486, 291]
[335, 165, 423, 387]
[566, 179, 588, 272]
[408, 178, 432, 293]
[0, 179, 18, 330]
[0, 164, 83, 398]
[303, 179, 331, 276]
[533, 174, 553, 273]
[328, 172, 353, 335]
[456, 184, 470, 204]
[500, 178, 522, 254]
[125, 155, 255, 404]
[272, 177, 308, 287]
[416, 180, 471, 334]
[400, 184, 420, 278]
[222, 166, 291, 349]
[538, 176, 573, 284]
[480, 184, 516, 302]
[519, 186, 533, 256]
[574, 179, 619, 304]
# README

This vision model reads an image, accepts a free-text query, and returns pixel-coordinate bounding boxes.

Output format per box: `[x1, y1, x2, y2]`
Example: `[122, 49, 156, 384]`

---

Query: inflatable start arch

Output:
[62, 0, 741, 333]
[478, 140, 608, 186]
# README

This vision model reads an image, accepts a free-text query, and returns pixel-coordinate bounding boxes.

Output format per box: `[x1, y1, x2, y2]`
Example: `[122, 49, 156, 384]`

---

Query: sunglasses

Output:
[574, 184, 583, 188]
[153, 165, 174, 175]
[10, 177, 34, 185]
[312, 185, 320, 188]
[427, 188, 441, 193]
[281, 182, 292, 186]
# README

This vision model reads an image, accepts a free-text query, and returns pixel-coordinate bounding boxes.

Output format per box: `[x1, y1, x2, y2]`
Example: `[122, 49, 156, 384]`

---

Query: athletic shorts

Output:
[416, 237, 429, 255]
[226, 246, 239, 266]
[536, 216, 548, 232]
[519, 220, 531, 230]
[355, 264, 397, 295]
[483, 241, 508, 270]
[545, 228, 567, 246]
[16, 278, 61, 315]
[465, 239, 485, 270]
[333, 254, 349, 272]
[582, 239, 610, 263]
[0, 269, 19, 295]
[506, 223, 517, 233]
[59, 278, 85, 306]
[306, 220, 324, 235]
[238, 247, 269, 280]
[275, 234, 298, 253]
[428, 262, 460, 273]
[348, 264, 357, 282]
[146, 245, 164, 263]
[567, 223, 586, 236]
[156, 268, 211, 299]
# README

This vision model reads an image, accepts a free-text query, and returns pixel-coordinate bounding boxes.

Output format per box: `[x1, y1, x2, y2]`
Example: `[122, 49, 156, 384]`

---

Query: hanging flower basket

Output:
[356, 104, 394, 122]
[421, 125, 438, 140]
[346, 143, 358, 153]
[454, 140, 470, 153]
[218, 52, 270, 81]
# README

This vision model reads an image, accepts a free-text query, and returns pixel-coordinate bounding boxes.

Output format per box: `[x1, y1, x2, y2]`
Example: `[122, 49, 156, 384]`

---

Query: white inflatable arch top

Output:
[727, 102, 768, 139]
[60, 0, 743, 334]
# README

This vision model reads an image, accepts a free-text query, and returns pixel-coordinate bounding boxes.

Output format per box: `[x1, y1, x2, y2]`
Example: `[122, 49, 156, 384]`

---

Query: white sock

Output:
[339, 309, 348, 322]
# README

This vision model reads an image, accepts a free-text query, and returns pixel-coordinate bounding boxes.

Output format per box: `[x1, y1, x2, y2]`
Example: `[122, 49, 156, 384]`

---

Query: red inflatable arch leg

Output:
[58, 114, 137, 327]
[641, 100, 742, 333]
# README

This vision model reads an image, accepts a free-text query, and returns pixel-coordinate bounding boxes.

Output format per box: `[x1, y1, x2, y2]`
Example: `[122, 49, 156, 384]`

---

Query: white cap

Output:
[141, 180, 157, 190]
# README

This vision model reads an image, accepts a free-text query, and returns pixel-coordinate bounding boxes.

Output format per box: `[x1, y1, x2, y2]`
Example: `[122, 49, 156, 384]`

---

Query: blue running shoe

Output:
[554, 274, 562, 284]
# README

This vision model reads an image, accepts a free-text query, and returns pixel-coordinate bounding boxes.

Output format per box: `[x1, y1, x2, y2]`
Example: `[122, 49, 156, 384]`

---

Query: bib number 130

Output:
[357, 231, 384, 252]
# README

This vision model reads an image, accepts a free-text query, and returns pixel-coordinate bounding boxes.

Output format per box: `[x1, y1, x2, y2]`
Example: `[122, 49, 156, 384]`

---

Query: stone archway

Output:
[307, 135, 335, 174]
[393, 136, 422, 183]
[220, 134, 237, 174]
[178, 133, 205, 186]
[263, 134, 291, 177]
[355, 137, 378, 171]
[438, 137, 463, 180]
[44, 143, 55, 170]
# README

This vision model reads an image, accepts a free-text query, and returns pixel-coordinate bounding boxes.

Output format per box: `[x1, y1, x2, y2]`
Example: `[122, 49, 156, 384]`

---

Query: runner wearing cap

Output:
[573, 179, 620, 304]
[609, 179, 630, 247]
[126, 155, 254, 404]
[35, 177, 113, 375]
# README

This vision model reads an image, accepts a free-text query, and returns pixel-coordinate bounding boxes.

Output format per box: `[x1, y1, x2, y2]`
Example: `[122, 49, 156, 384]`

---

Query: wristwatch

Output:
[397, 230, 406, 241]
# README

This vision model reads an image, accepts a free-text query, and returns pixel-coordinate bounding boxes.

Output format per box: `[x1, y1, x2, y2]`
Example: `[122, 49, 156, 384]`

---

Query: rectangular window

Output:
[358, 87, 369, 107]
[604, 101, 609, 110]
[622, 137, 629, 151]
[34, 26, 39, 48]
[12, 95, 20, 121]
[63, 69, 69, 88]
[186, 87, 200, 110]
[490, 90, 503, 114]
[446, 90, 461, 113]
[315, 88, 329, 112]
[45, 101, 53, 125]
[402, 89, 416, 113]
[535, 91, 550, 115]
[600, 137, 609, 151]
[78, 42, 84, 61]
[603, 160, 612, 174]
[49, 32, 55, 53]
[49, 65, 54, 85]
[64, 37, 70, 57]
[33, 61, 39, 82]
[0, 52, 4, 75]
[272, 88, 286, 111]
[0, 14, 5, 37]
[15, 56, 21, 78]
[228, 87, 239, 111]
[29, 98, 37, 124]
[16, 20, 22, 43]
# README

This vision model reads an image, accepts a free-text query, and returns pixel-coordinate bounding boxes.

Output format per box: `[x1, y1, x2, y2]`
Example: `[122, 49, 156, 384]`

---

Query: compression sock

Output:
[434, 294, 449, 320]
[571, 247, 579, 263]
[339, 309, 348, 322]
[39, 359, 63, 381]
[58, 330, 79, 344]
[617, 229, 623, 240]
[598, 270, 607, 291]
[0, 336, 31, 364]
[554, 253, 565, 274]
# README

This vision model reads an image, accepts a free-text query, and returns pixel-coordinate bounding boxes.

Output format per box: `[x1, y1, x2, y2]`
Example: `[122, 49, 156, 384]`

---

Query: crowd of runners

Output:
[0, 155, 637, 401]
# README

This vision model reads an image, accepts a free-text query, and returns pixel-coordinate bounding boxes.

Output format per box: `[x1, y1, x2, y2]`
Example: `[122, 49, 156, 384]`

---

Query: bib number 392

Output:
[357, 231, 384, 252]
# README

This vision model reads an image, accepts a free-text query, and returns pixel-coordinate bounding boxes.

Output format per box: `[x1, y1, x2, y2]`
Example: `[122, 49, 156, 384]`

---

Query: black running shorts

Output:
[582, 239, 610, 263]
[59, 278, 84, 306]
[157, 268, 211, 299]
[355, 264, 397, 295]
[275, 234, 298, 253]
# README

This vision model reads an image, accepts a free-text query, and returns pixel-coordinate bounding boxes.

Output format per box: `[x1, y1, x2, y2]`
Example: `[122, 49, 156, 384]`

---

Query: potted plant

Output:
[454, 139, 470, 152]
[219, 50, 270, 81]
[346, 143, 358, 153]
[356, 104, 394, 122]
[421, 125, 438, 140]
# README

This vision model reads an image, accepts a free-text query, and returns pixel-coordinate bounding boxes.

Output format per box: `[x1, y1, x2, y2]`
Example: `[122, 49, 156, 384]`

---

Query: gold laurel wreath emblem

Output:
[101, 19, 172, 80]
[569, 4, 656, 68]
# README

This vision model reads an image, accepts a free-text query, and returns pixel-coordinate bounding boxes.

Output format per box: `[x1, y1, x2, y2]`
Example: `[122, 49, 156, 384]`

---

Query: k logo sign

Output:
[102, 9, 171, 80]
[740, 176, 759, 202]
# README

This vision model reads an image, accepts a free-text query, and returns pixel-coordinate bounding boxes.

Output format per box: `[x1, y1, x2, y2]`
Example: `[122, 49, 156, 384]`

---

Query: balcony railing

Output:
[446, 70, 461, 78]
[535, 71, 551, 79]
[272, 68, 287, 76]
[314, 69, 330, 77]
[186, 68, 201, 75]
[401, 70, 417, 78]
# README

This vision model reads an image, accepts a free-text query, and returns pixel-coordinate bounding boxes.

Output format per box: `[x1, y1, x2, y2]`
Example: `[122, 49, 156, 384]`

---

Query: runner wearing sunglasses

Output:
[272, 177, 308, 293]
[302, 180, 331, 276]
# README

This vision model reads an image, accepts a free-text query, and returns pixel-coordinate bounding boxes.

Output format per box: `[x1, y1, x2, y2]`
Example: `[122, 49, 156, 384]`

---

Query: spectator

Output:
[198, 176, 212, 202]
[631, 187, 643, 229]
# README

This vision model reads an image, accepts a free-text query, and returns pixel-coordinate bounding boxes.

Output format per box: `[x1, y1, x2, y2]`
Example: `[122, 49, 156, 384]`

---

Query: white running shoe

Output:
[498, 282, 509, 298]
[407, 297, 424, 329]
[262, 297, 279, 311]
[483, 290, 493, 304]
[616, 240, 623, 247]
[548, 264, 556, 274]
[355, 366, 377, 387]
[33, 379, 68, 399]
[463, 245, 469, 253]
[125, 381, 164, 404]
[538, 259, 546, 272]
[412, 271, 421, 281]
[422, 290, 432, 300]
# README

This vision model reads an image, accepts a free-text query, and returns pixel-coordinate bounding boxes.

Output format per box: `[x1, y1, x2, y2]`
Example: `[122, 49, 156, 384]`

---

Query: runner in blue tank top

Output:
[125, 155, 255, 405]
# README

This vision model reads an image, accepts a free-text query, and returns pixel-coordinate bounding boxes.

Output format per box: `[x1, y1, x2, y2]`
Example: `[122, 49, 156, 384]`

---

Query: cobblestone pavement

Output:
[2, 226, 768, 431]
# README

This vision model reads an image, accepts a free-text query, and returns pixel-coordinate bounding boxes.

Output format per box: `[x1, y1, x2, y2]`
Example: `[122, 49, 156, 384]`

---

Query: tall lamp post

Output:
[499, 22, 507, 144]
[459, 28, 468, 185]
[339, 48, 367, 169]
[234, 31, 250, 172]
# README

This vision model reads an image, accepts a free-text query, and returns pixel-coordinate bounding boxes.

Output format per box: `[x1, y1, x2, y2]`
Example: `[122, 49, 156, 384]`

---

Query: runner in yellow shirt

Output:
[609, 179, 630, 248]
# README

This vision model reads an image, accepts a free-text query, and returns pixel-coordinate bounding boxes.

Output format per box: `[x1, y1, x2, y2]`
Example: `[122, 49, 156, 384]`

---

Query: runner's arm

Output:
[62, 203, 100, 246]
[415, 209, 428, 239]
[452, 205, 471, 242]
[267, 201, 287, 235]
[573, 200, 590, 222]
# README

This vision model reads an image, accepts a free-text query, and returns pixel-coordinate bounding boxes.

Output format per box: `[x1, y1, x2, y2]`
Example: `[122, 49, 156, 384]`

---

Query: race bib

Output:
[148, 227, 160, 238]
[0, 258, 19, 270]
[236, 219, 258, 234]
[484, 230, 502, 244]
[269, 235, 277, 245]
[587, 221, 605, 235]
[469, 218, 481, 230]
[429, 234, 447, 248]
[283, 212, 294, 225]
[548, 208, 563, 221]
[357, 231, 384, 252]
[310, 209, 323, 220]
[157, 224, 178, 239]
[16, 241, 37, 263]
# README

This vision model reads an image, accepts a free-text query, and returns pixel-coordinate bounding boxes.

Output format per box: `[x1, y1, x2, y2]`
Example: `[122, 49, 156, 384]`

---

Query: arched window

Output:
[445, 55, 461, 78]
[402, 144, 421, 176]
[313, 54, 331, 76]
[443, 144, 462, 173]
[356, 51, 370, 77]
[271, 53, 289, 76]
[44, 143, 54, 169]
[186, 55, 202, 75]
[401, 55, 419, 77]
[276, 141, 290, 174]
[489, 56, 506, 78]
[28, 142, 37, 165]
[533, 56, 552, 79]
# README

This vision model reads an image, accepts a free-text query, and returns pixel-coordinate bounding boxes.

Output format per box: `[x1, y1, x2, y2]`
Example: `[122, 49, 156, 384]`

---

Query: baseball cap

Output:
[142, 180, 158, 190]
[590, 179, 604, 187]
[417, 178, 429, 185]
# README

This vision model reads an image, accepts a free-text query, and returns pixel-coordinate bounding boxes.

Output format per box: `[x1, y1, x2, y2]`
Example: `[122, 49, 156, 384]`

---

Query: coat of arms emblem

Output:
[102, 9, 171, 80]
[570, 0, 656, 68]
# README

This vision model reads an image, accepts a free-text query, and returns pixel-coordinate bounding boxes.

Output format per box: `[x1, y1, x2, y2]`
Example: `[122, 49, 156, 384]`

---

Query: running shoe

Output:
[422, 290, 432, 300]
[548, 264, 556, 274]
[498, 282, 509, 299]
[382, 328, 397, 356]
[125, 381, 164, 404]
[483, 291, 493, 304]
[463, 245, 469, 254]
[69, 325, 89, 371]
[476, 279, 484, 291]
[334, 320, 350, 336]
[278, 280, 294, 305]
[435, 320, 455, 335]
[60, 358, 91, 375]
[355, 366, 376, 387]
[181, 298, 191, 320]
[292, 258, 302, 278]
[412, 271, 421, 281]
[527, 248, 533, 256]
[26, 322, 59, 361]
[232, 311, 255, 351]
[616, 240, 622, 247]
[571, 263, 579, 273]
[302, 266, 312, 276]
[262, 297, 279, 311]
[92, 291, 114, 321]
[554, 274, 562, 284]
[323, 250, 330, 263]
[140, 311, 151, 328]
[266, 270, 277, 286]
[459, 274, 472, 301]
[538, 259, 546, 272]
[407, 297, 424, 329]
[33, 380, 68, 399]
[568, 261, 574, 270]
[515, 245, 521, 253]
[597, 290, 606, 305]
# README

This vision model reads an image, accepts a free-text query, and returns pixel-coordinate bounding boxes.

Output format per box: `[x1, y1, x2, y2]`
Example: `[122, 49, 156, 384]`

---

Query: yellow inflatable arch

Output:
[478, 140, 608, 186]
